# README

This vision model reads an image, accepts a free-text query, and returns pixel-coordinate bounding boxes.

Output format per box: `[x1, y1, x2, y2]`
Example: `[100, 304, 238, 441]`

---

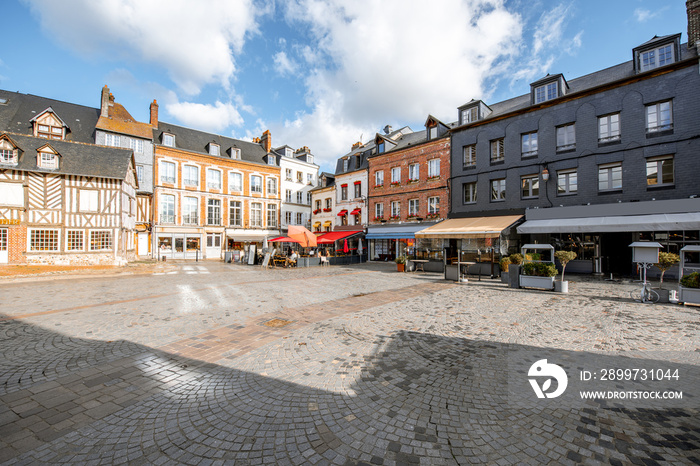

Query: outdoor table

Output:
[273, 256, 287, 267]
[411, 259, 429, 273]
[460, 262, 476, 278]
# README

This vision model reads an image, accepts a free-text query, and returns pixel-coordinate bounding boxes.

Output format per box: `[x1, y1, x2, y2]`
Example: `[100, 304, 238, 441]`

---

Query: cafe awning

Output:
[227, 232, 271, 242]
[317, 230, 363, 244]
[350, 208, 361, 216]
[337, 209, 348, 216]
[517, 212, 700, 234]
[366, 223, 435, 240]
[269, 236, 300, 243]
[323, 220, 333, 227]
[313, 222, 321, 228]
[415, 215, 523, 239]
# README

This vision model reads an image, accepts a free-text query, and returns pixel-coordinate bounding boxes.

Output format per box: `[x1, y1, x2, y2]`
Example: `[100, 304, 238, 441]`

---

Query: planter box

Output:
[500, 272, 509, 284]
[397, 263, 405, 272]
[508, 265, 521, 289]
[519, 275, 555, 290]
[554, 280, 568, 293]
[679, 286, 700, 305]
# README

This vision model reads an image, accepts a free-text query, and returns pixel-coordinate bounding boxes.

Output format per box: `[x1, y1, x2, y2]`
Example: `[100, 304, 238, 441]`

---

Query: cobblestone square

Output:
[1, 262, 699, 464]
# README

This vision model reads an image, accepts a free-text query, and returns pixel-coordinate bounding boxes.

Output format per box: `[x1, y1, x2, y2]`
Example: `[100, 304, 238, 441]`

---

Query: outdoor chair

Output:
[320, 256, 329, 267]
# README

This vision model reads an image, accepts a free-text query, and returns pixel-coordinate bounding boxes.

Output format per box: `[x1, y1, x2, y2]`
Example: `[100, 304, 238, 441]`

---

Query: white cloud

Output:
[276, 0, 523, 167]
[22, 0, 264, 95]
[634, 8, 655, 22]
[273, 51, 298, 76]
[166, 100, 244, 133]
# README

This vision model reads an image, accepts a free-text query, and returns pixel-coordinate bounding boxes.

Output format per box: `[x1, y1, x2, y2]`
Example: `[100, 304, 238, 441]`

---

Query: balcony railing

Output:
[160, 214, 175, 224]
[160, 176, 175, 184]
[182, 214, 199, 225]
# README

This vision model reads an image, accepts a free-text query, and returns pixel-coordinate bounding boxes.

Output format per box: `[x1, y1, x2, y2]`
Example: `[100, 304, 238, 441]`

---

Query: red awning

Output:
[269, 236, 300, 243]
[350, 208, 361, 215]
[337, 209, 348, 216]
[317, 230, 363, 244]
[340, 183, 348, 187]
[354, 181, 361, 185]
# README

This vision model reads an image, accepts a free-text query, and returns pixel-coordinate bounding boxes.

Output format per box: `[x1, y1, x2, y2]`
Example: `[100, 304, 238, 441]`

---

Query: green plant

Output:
[525, 253, 542, 262]
[522, 262, 557, 277]
[680, 272, 700, 289]
[508, 253, 524, 265]
[499, 256, 512, 272]
[394, 256, 406, 264]
[655, 252, 680, 288]
[554, 250, 577, 282]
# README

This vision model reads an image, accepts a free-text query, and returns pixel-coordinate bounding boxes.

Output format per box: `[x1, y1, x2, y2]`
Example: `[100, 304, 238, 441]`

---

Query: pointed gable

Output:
[30, 107, 68, 140]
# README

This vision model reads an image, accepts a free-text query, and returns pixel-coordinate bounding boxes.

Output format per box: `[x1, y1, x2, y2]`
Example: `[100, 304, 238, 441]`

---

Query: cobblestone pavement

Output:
[0, 262, 699, 465]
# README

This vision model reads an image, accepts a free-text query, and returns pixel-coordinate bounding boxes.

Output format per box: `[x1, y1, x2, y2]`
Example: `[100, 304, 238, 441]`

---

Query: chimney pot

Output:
[149, 99, 159, 128]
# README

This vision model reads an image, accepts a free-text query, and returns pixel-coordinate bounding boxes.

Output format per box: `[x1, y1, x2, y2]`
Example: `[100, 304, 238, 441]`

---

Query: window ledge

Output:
[556, 192, 577, 197]
[490, 160, 505, 166]
[556, 147, 576, 154]
[646, 184, 675, 191]
[646, 129, 674, 138]
[462, 165, 476, 171]
[598, 138, 621, 147]
[598, 189, 623, 195]
[521, 154, 538, 160]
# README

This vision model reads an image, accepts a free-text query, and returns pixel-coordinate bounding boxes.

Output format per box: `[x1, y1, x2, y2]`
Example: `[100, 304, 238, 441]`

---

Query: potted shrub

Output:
[655, 252, 679, 303]
[679, 271, 700, 304]
[554, 250, 577, 293]
[520, 262, 557, 290]
[499, 256, 511, 284]
[395, 256, 406, 272]
[507, 253, 524, 288]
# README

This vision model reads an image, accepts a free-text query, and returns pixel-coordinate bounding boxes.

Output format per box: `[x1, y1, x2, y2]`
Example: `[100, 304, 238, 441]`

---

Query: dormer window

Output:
[285, 147, 293, 157]
[37, 146, 59, 169]
[531, 74, 567, 104]
[0, 137, 18, 165]
[162, 133, 175, 147]
[377, 141, 385, 154]
[32, 108, 67, 140]
[343, 158, 349, 172]
[229, 148, 240, 159]
[458, 101, 491, 125]
[461, 107, 477, 125]
[633, 34, 680, 74]
[208, 143, 220, 156]
[267, 155, 276, 166]
[307, 155, 313, 164]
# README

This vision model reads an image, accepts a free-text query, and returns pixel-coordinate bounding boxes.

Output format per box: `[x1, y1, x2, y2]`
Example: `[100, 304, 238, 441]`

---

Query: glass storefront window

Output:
[158, 237, 172, 252]
[549, 233, 595, 260]
[186, 237, 200, 252]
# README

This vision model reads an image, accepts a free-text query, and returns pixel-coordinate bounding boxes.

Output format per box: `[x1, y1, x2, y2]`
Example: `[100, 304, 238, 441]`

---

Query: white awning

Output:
[517, 212, 700, 234]
[415, 215, 522, 239]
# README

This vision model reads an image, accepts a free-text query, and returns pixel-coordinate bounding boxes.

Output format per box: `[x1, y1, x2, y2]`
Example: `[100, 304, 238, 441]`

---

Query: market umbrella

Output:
[343, 238, 349, 254]
[287, 225, 318, 247]
[263, 237, 268, 250]
[357, 238, 363, 255]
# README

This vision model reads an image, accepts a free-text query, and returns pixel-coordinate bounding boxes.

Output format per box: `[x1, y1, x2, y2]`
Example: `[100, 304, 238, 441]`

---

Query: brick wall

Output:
[8, 224, 26, 263]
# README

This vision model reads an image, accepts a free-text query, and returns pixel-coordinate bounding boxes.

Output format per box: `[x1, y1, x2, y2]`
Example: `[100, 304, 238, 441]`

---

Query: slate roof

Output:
[96, 102, 154, 139]
[334, 126, 414, 175]
[153, 121, 270, 166]
[453, 41, 698, 131]
[1, 132, 134, 181]
[310, 172, 335, 192]
[0, 90, 100, 144]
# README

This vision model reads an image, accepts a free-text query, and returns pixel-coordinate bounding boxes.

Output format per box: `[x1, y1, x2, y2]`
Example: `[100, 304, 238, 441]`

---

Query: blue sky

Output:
[0, 0, 689, 172]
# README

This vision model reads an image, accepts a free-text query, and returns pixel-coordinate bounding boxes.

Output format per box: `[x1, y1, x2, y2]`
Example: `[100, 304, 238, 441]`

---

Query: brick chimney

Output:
[351, 141, 363, 150]
[260, 130, 272, 152]
[149, 100, 159, 128]
[100, 85, 110, 118]
[688, 0, 700, 48]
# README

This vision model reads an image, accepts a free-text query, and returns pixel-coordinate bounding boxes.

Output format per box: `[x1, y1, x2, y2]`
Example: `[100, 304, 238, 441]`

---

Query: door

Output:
[174, 236, 185, 259]
[137, 232, 149, 257]
[601, 232, 634, 276]
[0, 228, 7, 264]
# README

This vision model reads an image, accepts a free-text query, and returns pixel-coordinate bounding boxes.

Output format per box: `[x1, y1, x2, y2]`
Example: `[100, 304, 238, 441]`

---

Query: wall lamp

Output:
[541, 165, 550, 182]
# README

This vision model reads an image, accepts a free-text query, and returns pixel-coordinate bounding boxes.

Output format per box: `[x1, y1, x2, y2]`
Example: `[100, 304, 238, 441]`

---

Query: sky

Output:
[0, 0, 689, 173]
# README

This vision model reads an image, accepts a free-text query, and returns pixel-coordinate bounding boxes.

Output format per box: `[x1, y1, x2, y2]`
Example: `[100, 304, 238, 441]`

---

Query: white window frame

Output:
[129, 137, 144, 154]
[463, 145, 476, 168]
[207, 198, 221, 225]
[89, 230, 113, 251]
[250, 175, 263, 193]
[375, 203, 384, 219]
[0, 149, 18, 165]
[162, 133, 175, 147]
[229, 200, 242, 227]
[556, 124, 576, 151]
[250, 202, 262, 227]
[267, 203, 278, 228]
[646, 101, 673, 133]
[521, 132, 538, 157]
[598, 163, 622, 192]
[491, 178, 506, 202]
[535, 81, 558, 103]
[160, 161, 176, 184]
[29, 229, 60, 252]
[408, 199, 419, 216]
[408, 164, 420, 182]
[183, 165, 199, 187]
[206, 168, 222, 190]
[136, 165, 144, 185]
[428, 159, 440, 178]
[375, 170, 384, 187]
[646, 156, 674, 187]
[490, 139, 504, 163]
[66, 229, 84, 251]
[183, 197, 199, 225]
[391, 201, 400, 217]
[557, 169, 578, 196]
[520, 175, 539, 199]
[285, 168, 293, 180]
[79, 190, 99, 212]
[428, 196, 439, 214]
[105, 133, 120, 147]
[598, 113, 621, 143]
[209, 144, 220, 156]
[461, 106, 478, 124]
[464, 182, 477, 204]
[267, 177, 278, 196]
[640, 44, 674, 72]
[391, 167, 401, 184]
[39, 151, 58, 169]
[160, 193, 175, 223]
[229, 172, 243, 192]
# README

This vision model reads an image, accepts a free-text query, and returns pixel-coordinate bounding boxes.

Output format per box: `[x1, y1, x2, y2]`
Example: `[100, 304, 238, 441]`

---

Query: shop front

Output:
[226, 229, 281, 264]
[366, 222, 438, 269]
[156, 231, 203, 260]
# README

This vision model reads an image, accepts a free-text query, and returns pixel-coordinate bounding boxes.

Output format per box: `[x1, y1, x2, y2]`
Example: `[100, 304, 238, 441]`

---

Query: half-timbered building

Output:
[0, 133, 137, 265]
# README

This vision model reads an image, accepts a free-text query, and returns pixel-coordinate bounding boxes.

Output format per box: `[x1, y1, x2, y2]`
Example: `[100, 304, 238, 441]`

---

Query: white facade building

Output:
[278, 146, 319, 232]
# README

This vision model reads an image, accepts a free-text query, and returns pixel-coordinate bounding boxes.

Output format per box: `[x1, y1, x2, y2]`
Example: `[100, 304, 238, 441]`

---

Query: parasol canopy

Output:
[287, 225, 318, 247]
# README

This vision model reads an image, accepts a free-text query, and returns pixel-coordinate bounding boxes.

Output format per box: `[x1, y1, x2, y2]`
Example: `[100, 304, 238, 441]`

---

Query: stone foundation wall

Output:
[25, 253, 118, 266]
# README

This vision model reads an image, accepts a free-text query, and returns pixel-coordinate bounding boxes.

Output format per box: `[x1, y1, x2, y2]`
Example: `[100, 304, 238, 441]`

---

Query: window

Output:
[428, 196, 439, 214]
[209, 144, 220, 156]
[160, 161, 176, 184]
[341, 185, 348, 201]
[408, 199, 419, 217]
[391, 167, 401, 184]
[315, 200, 321, 210]
[640, 44, 674, 72]
[490, 139, 504, 163]
[160, 194, 175, 223]
[521, 175, 539, 199]
[105, 133, 120, 147]
[30, 229, 59, 251]
[598, 163, 622, 191]
[136, 165, 144, 185]
[229, 172, 242, 192]
[354, 182, 361, 198]
[557, 169, 578, 195]
[391, 201, 400, 218]
[285, 189, 292, 203]
[307, 173, 313, 185]
[535, 82, 558, 103]
[129, 137, 143, 154]
[0, 149, 17, 165]
[90, 231, 112, 251]
[521, 132, 538, 157]
[461, 106, 478, 124]
[428, 126, 438, 140]
[79, 190, 99, 212]
[163, 133, 175, 147]
[229, 201, 242, 226]
[285, 168, 293, 180]
[183, 165, 199, 186]
[306, 192, 312, 205]
[646, 101, 672, 133]
[267, 177, 278, 196]
[183, 197, 198, 225]
[297, 191, 303, 204]
[463, 145, 476, 168]
[207, 169, 222, 190]
[377, 141, 385, 154]
[296, 212, 304, 225]
[646, 156, 674, 186]
[250, 203, 262, 227]
[0, 182, 23, 206]
[251, 175, 262, 193]
[206, 233, 221, 248]
[267, 155, 275, 165]
[343, 159, 349, 172]
[66, 230, 83, 251]
[599, 114, 621, 143]
[556, 124, 575, 151]
[375, 171, 384, 187]
[464, 182, 477, 204]
[207, 199, 221, 225]
[491, 178, 506, 201]
[325, 198, 332, 209]
[267, 204, 278, 227]
[375, 203, 384, 219]
[37, 123, 63, 140]
[38, 151, 58, 169]
[428, 159, 440, 178]
[297, 171, 303, 183]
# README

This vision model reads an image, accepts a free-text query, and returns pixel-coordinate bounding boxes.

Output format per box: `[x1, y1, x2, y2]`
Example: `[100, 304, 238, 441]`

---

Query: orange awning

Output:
[415, 215, 522, 239]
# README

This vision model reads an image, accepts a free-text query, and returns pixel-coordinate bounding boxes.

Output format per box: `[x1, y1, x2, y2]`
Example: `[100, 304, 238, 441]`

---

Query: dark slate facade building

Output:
[448, 12, 700, 277]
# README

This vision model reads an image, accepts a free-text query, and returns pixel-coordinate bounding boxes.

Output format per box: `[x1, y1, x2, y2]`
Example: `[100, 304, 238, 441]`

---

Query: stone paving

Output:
[0, 261, 699, 465]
